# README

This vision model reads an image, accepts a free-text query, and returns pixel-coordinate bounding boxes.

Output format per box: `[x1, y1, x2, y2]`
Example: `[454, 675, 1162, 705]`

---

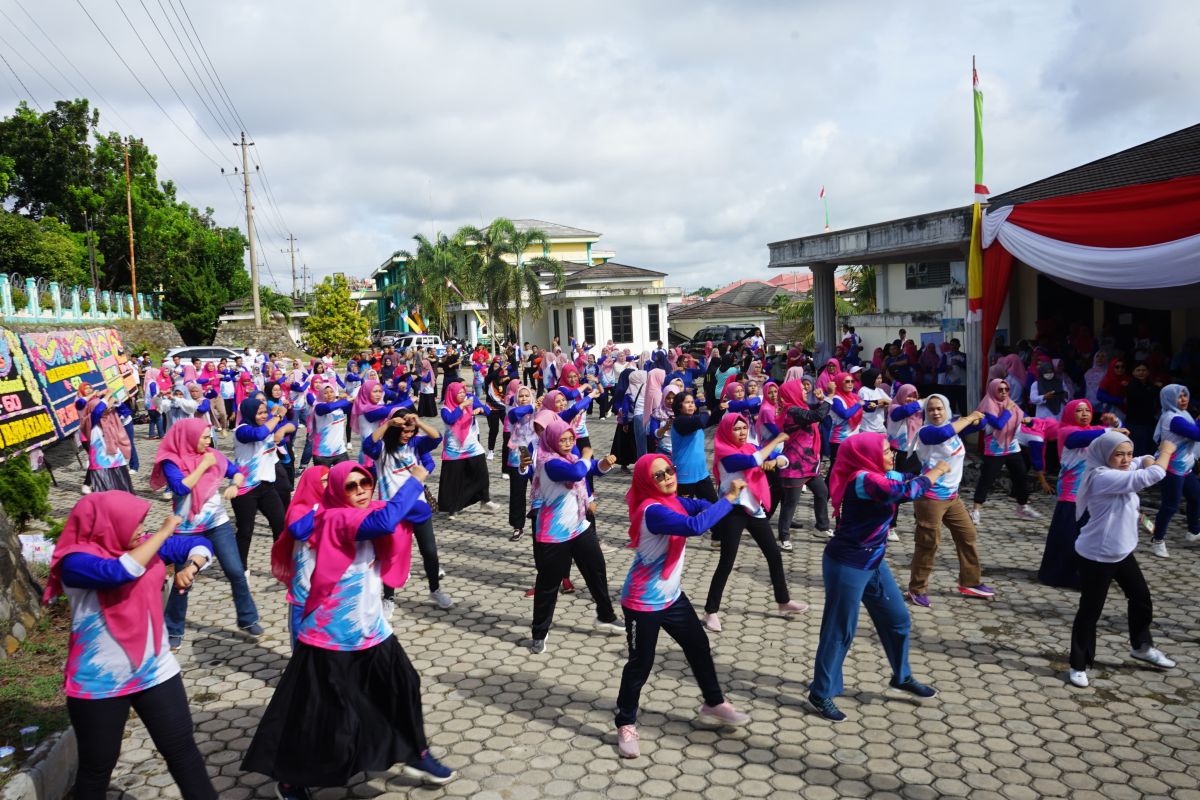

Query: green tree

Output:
[396, 232, 471, 337]
[842, 265, 877, 313]
[304, 274, 370, 356]
[455, 219, 515, 350]
[257, 286, 294, 325]
[776, 292, 857, 349]
[691, 286, 715, 298]
[0, 211, 89, 284]
[498, 225, 564, 339]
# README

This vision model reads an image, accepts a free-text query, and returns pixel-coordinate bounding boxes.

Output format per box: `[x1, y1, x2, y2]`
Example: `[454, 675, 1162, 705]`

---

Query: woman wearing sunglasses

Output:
[243, 462, 454, 797]
[614, 454, 751, 759]
[970, 378, 1042, 525]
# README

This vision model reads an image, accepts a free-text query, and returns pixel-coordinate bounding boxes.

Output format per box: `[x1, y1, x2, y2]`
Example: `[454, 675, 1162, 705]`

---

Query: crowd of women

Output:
[49, 330, 1194, 796]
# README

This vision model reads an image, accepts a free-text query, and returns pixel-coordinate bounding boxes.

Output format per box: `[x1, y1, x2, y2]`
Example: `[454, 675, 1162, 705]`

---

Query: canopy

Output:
[979, 174, 1200, 356]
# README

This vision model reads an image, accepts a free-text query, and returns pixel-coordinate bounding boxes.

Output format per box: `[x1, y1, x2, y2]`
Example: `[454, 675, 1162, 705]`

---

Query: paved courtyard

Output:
[47, 411, 1200, 799]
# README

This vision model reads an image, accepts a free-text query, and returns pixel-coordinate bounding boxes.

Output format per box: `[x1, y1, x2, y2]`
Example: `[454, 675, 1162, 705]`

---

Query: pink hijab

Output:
[713, 413, 771, 511]
[46, 494, 165, 669]
[627, 453, 687, 579]
[829, 432, 888, 517]
[816, 358, 840, 393]
[443, 381, 473, 443]
[643, 369, 666, 426]
[536, 418, 588, 523]
[977, 377, 1022, 449]
[271, 465, 330, 585]
[350, 379, 385, 430]
[893, 384, 922, 444]
[303, 463, 413, 619]
[148, 419, 228, 520]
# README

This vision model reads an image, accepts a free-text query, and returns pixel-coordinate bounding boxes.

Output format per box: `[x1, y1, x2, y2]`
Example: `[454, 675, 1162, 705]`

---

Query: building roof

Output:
[709, 281, 791, 308]
[667, 300, 776, 321]
[562, 261, 666, 284]
[768, 271, 847, 293]
[510, 218, 601, 239]
[989, 123, 1200, 208]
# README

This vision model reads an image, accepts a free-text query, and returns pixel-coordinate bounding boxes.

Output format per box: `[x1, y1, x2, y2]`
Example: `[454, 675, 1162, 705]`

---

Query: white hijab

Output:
[1074, 430, 1132, 520]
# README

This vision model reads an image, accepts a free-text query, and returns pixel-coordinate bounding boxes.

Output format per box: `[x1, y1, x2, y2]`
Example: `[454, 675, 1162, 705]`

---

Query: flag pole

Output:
[965, 55, 988, 408]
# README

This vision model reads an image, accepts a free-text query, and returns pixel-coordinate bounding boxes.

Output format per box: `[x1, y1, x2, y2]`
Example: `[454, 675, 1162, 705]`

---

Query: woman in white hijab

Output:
[1067, 430, 1176, 689]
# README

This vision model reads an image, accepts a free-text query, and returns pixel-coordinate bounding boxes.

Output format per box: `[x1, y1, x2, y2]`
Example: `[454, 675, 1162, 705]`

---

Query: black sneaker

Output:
[529, 637, 547, 654]
[807, 692, 847, 722]
[888, 676, 938, 699]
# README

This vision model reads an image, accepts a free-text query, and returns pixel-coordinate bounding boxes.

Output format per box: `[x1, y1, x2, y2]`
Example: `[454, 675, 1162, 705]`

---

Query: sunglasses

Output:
[343, 477, 374, 493]
[652, 466, 677, 483]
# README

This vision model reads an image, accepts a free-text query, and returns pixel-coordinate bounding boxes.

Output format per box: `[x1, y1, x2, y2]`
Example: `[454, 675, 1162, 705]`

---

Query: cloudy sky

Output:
[1, 0, 1197, 291]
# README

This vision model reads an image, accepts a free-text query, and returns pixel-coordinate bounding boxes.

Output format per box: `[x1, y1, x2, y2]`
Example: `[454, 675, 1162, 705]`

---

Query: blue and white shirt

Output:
[162, 461, 238, 533]
[621, 498, 731, 612]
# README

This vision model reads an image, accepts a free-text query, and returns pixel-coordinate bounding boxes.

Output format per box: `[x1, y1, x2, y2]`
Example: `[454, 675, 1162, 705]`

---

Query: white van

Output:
[394, 334, 445, 357]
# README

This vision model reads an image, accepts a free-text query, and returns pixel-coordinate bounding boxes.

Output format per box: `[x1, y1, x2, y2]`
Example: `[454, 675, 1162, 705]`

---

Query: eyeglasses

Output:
[652, 466, 677, 483]
[343, 477, 374, 493]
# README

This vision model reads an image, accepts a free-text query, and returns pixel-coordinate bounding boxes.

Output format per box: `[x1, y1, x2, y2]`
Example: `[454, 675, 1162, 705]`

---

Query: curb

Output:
[0, 728, 76, 800]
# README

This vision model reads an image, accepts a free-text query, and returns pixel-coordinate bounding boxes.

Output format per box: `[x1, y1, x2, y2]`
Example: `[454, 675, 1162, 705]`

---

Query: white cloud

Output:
[1, 0, 1196, 293]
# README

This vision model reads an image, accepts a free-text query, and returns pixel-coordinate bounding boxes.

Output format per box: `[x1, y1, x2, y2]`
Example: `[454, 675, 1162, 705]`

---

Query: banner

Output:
[86, 328, 128, 398]
[0, 328, 58, 454]
[19, 329, 113, 437]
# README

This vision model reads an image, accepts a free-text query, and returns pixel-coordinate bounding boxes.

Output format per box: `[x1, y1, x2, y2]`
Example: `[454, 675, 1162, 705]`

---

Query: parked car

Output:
[379, 330, 402, 347]
[684, 325, 760, 357]
[394, 334, 445, 357]
[165, 346, 242, 367]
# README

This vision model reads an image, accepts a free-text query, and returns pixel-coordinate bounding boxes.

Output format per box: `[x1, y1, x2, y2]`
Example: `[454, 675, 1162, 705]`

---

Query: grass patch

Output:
[0, 601, 70, 778]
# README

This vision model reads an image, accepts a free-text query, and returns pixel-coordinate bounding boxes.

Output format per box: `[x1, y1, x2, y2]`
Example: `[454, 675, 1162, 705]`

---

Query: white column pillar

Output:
[573, 303, 585, 347]
[875, 263, 889, 312]
[638, 302, 650, 351]
[811, 263, 838, 351]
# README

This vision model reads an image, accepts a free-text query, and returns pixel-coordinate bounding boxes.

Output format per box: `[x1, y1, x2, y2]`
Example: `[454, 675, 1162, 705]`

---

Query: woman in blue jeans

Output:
[149, 418, 263, 649]
[1149, 384, 1200, 558]
[809, 432, 947, 722]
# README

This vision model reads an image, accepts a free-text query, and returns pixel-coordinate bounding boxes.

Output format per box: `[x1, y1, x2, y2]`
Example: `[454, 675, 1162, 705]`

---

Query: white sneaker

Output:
[968, 508, 981, 525]
[818, 529, 833, 538]
[501, 473, 510, 481]
[887, 528, 900, 542]
[1068, 669, 1089, 688]
[1151, 539, 1169, 558]
[1185, 531, 1200, 543]
[429, 590, 454, 609]
[382, 598, 396, 618]
[482, 500, 501, 510]
[1131, 646, 1176, 669]
[486, 451, 494, 460]
[1015, 505, 1042, 520]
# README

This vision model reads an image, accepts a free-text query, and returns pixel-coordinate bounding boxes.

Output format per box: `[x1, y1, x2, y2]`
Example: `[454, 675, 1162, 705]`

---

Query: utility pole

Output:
[282, 234, 299, 298]
[302, 262, 310, 298]
[235, 132, 260, 329]
[123, 138, 140, 320]
[83, 210, 99, 298]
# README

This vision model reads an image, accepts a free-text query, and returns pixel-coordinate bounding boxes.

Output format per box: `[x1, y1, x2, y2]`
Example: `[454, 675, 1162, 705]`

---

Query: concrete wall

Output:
[0, 509, 41, 660]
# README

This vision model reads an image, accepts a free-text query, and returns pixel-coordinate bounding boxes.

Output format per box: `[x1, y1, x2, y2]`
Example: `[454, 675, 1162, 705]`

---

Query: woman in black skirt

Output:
[610, 367, 640, 470]
[436, 381, 498, 517]
[415, 357, 439, 417]
[242, 462, 454, 797]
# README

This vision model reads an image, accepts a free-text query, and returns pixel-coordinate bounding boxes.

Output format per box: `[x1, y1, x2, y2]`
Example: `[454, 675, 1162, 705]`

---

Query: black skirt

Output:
[88, 465, 133, 493]
[241, 637, 428, 787]
[1038, 500, 1086, 589]
[436, 454, 490, 512]
[610, 423, 638, 467]
[417, 393, 438, 417]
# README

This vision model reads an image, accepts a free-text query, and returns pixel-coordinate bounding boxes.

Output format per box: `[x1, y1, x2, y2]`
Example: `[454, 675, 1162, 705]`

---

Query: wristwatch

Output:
[186, 558, 204, 573]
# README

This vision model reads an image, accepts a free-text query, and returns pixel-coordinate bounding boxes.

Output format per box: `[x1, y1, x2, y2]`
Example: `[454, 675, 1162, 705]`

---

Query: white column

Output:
[660, 301, 669, 343]
[811, 263, 838, 351]
[875, 264, 890, 311]
[639, 302, 650, 351]
[468, 314, 478, 344]
[573, 303, 585, 347]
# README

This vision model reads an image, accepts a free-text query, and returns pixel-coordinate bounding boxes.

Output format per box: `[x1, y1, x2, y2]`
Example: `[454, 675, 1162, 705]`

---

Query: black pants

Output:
[615, 593, 723, 726]
[501, 432, 512, 475]
[705, 507, 791, 613]
[383, 518, 441, 596]
[826, 442, 840, 480]
[598, 388, 613, 417]
[509, 472, 529, 530]
[1070, 552, 1153, 671]
[68, 674, 216, 800]
[973, 453, 1029, 506]
[274, 461, 293, 508]
[313, 452, 350, 468]
[232, 481, 287, 569]
[778, 476, 830, 539]
[487, 409, 502, 451]
[531, 527, 616, 640]
[677, 478, 719, 502]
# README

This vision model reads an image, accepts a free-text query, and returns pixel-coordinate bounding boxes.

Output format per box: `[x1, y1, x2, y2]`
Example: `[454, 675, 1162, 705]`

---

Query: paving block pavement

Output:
[43, 412, 1200, 799]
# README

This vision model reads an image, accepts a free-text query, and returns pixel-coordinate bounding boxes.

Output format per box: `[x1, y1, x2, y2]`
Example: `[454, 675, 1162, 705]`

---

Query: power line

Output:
[0, 49, 42, 111]
[12, 0, 140, 135]
[72, 0, 227, 170]
[109, 0, 235, 169]
[0, 6, 87, 102]
[0, 30, 64, 99]
[152, 0, 237, 138]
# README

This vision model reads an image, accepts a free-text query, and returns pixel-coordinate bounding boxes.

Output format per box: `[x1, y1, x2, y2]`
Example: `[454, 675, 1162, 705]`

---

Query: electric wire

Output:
[0, 49, 42, 111]
[0, 30, 64, 100]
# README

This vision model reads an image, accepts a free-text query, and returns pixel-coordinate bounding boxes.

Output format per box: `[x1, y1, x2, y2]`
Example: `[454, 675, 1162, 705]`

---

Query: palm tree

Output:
[397, 232, 469, 336]
[776, 292, 857, 349]
[842, 265, 877, 313]
[501, 226, 565, 338]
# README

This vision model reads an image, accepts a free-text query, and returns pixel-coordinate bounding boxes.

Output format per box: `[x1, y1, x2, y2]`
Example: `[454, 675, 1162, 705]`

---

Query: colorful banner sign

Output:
[86, 328, 128, 398]
[0, 328, 58, 454]
[18, 329, 116, 437]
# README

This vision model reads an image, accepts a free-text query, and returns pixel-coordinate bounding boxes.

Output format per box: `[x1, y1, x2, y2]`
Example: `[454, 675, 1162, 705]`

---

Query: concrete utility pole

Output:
[282, 234, 299, 298]
[123, 138, 141, 320]
[235, 132, 261, 329]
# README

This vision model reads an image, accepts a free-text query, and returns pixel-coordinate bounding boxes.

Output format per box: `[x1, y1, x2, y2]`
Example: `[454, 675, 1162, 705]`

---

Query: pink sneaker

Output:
[703, 613, 722, 633]
[778, 600, 809, 614]
[698, 701, 750, 727]
[616, 724, 639, 758]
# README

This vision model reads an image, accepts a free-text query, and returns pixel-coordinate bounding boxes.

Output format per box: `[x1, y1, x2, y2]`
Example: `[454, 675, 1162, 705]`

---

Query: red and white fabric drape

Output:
[979, 175, 1200, 357]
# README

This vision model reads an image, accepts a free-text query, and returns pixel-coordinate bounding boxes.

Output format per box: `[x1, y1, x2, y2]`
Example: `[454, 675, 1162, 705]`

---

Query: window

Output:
[553, 310, 560, 340]
[582, 307, 596, 344]
[905, 262, 952, 290]
[611, 305, 633, 342]
[567, 308, 575, 339]
[647, 304, 661, 342]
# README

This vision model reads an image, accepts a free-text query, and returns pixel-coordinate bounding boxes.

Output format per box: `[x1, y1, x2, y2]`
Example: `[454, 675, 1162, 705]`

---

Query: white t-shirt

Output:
[858, 387, 890, 434]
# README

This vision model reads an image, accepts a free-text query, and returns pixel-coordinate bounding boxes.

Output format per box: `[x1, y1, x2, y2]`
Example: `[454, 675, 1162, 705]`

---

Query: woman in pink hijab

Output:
[971, 378, 1042, 524]
[242, 462, 455, 793]
[815, 358, 841, 395]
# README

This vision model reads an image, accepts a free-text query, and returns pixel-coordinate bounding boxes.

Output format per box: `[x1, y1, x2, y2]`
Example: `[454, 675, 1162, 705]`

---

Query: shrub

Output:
[0, 453, 51, 531]
[11, 287, 28, 310]
[38, 291, 53, 310]
[80, 295, 91, 312]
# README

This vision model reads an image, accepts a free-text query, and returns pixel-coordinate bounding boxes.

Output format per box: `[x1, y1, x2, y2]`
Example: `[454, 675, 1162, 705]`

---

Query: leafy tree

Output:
[842, 265, 877, 313]
[257, 286, 294, 325]
[691, 286, 715, 297]
[497, 226, 563, 339]
[776, 293, 857, 349]
[304, 274, 370, 356]
[0, 211, 89, 284]
[455, 219, 515, 351]
[395, 232, 471, 336]
[0, 453, 51, 531]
